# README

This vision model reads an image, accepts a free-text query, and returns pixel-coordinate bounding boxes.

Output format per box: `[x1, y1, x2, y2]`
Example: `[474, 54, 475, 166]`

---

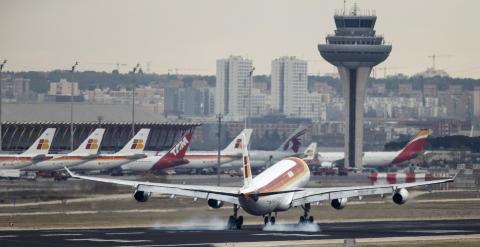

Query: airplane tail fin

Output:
[392, 129, 430, 164]
[303, 142, 317, 161]
[115, 128, 150, 155]
[222, 129, 253, 154]
[277, 125, 307, 153]
[21, 128, 56, 156]
[151, 130, 193, 171]
[69, 128, 106, 156]
[241, 133, 253, 187]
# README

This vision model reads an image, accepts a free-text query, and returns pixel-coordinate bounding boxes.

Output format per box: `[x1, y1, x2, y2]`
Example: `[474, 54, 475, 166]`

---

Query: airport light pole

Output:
[0, 60, 7, 151]
[70, 62, 78, 151]
[247, 67, 255, 128]
[216, 113, 223, 186]
[131, 63, 140, 138]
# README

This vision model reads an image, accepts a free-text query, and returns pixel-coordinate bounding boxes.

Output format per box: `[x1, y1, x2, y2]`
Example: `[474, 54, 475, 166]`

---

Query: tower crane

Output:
[427, 54, 451, 70]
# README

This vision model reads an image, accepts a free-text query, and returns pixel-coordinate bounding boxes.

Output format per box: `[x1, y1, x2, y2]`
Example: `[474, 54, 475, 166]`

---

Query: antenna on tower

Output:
[352, 2, 359, 16]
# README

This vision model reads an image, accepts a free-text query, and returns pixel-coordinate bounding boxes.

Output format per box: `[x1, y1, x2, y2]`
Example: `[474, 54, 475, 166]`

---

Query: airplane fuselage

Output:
[71, 155, 138, 171]
[0, 156, 36, 169]
[178, 151, 240, 169]
[222, 150, 299, 168]
[238, 157, 310, 216]
[23, 155, 90, 171]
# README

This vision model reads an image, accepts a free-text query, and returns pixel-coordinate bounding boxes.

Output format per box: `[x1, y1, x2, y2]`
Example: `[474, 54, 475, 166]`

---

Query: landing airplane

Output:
[317, 129, 430, 168]
[71, 129, 150, 172]
[24, 128, 105, 171]
[121, 130, 193, 173]
[66, 132, 454, 230]
[223, 126, 307, 168]
[0, 128, 56, 169]
[174, 129, 253, 170]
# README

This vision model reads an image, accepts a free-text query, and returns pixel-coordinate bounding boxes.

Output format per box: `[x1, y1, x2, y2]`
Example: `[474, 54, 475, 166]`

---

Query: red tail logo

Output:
[151, 131, 193, 172]
[283, 129, 306, 153]
[392, 129, 429, 164]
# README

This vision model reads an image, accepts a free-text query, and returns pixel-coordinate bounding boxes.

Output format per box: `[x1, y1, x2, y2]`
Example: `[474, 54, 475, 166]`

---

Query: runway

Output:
[1, 219, 480, 246]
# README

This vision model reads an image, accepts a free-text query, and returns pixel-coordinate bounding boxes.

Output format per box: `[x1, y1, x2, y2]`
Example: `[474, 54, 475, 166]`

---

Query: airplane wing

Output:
[65, 168, 240, 204]
[291, 175, 455, 207]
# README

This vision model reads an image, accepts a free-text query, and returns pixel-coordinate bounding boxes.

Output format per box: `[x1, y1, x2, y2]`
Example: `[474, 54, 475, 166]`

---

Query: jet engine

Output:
[331, 198, 348, 210]
[207, 199, 224, 209]
[392, 188, 409, 205]
[133, 190, 151, 202]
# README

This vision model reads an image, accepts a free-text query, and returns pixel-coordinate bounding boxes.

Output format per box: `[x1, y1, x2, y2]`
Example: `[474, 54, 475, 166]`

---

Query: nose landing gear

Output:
[299, 203, 314, 224]
[227, 204, 243, 229]
[263, 212, 276, 225]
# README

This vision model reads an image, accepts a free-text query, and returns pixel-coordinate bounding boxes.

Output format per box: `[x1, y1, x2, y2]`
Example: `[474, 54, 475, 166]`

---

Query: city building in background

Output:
[215, 56, 253, 120]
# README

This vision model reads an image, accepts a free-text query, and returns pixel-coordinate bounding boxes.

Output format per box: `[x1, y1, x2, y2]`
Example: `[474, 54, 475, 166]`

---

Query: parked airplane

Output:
[70, 129, 150, 172]
[24, 128, 105, 171]
[66, 132, 454, 230]
[121, 130, 193, 173]
[174, 129, 253, 170]
[317, 129, 430, 168]
[223, 126, 307, 168]
[0, 128, 56, 169]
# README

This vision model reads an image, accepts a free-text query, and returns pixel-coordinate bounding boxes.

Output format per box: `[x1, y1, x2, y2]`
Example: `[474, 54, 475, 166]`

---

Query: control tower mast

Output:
[318, 5, 391, 169]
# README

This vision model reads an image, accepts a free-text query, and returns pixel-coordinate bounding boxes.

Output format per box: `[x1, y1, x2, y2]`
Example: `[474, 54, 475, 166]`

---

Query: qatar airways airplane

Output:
[70, 128, 150, 172]
[24, 128, 105, 172]
[317, 129, 430, 168]
[66, 132, 454, 230]
[0, 128, 56, 169]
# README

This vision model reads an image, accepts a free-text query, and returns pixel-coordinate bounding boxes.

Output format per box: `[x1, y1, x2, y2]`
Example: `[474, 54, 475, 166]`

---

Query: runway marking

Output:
[105, 232, 145, 235]
[41, 233, 83, 237]
[66, 238, 152, 243]
[253, 233, 328, 237]
[0, 235, 17, 238]
[115, 244, 215, 247]
[403, 230, 475, 234]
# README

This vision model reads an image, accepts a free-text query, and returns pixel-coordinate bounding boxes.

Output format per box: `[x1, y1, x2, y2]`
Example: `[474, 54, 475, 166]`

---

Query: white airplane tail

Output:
[277, 125, 307, 153]
[21, 128, 56, 156]
[68, 128, 105, 156]
[303, 142, 317, 161]
[241, 133, 253, 187]
[222, 129, 253, 154]
[115, 128, 150, 155]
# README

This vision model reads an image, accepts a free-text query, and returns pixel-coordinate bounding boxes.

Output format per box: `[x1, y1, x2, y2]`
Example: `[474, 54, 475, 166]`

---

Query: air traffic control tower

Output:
[318, 6, 391, 168]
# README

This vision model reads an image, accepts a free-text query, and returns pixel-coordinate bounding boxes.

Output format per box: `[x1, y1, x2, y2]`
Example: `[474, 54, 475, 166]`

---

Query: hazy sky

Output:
[1, 0, 480, 78]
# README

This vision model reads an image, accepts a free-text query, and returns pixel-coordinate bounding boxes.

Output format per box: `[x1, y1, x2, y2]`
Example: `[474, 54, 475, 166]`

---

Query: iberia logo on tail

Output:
[234, 138, 243, 149]
[36, 139, 50, 150]
[392, 129, 429, 164]
[131, 139, 144, 150]
[85, 139, 99, 150]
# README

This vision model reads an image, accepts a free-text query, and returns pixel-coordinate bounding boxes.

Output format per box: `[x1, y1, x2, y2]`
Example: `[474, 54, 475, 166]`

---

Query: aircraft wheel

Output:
[299, 216, 305, 224]
[308, 216, 314, 223]
[270, 216, 276, 225]
[236, 216, 243, 229]
[264, 216, 269, 225]
[228, 216, 236, 229]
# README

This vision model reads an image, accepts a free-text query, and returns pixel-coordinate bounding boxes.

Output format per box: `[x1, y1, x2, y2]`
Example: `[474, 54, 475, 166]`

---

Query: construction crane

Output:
[427, 54, 451, 70]
[167, 68, 209, 75]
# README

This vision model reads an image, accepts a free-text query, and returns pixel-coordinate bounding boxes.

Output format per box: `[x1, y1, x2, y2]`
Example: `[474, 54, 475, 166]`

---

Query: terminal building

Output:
[0, 103, 199, 152]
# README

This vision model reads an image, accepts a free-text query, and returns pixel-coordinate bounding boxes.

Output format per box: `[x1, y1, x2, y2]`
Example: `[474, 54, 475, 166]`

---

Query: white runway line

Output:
[105, 232, 145, 235]
[403, 230, 475, 234]
[41, 233, 83, 237]
[66, 238, 152, 243]
[0, 235, 17, 238]
[253, 233, 328, 237]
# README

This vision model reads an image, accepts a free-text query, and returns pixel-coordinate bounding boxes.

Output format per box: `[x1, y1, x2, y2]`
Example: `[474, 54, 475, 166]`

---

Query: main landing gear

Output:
[299, 203, 314, 224]
[263, 212, 276, 225]
[227, 204, 243, 229]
